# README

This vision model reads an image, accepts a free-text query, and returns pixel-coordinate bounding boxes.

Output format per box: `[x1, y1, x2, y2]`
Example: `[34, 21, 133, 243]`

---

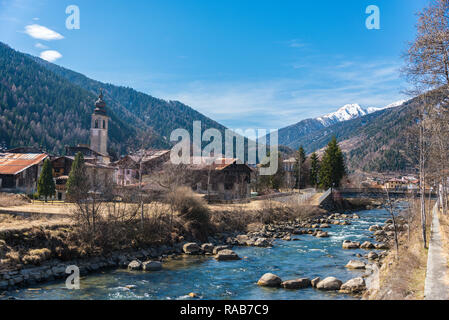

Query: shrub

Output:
[167, 187, 210, 225]
[22, 248, 52, 265]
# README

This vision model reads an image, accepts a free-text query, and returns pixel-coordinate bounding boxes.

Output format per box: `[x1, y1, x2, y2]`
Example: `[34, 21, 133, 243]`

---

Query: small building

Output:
[384, 178, 406, 190]
[0, 153, 48, 194]
[112, 149, 170, 186]
[51, 156, 115, 200]
[186, 157, 253, 201]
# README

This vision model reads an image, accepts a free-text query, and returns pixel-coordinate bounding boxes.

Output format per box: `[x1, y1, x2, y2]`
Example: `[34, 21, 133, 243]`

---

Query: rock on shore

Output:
[316, 277, 343, 291]
[345, 260, 366, 269]
[142, 261, 162, 271]
[340, 277, 366, 294]
[127, 260, 142, 271]
[183, 243, 200, 254]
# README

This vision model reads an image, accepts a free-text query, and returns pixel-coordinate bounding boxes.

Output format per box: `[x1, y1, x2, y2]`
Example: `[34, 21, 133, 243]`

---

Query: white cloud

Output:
[35, 42, 48, 49]
[40, 50, 62, 62]
[24, 24, 64, 41]
[154, 59, 409, 129]
[287, 39, 306, 48]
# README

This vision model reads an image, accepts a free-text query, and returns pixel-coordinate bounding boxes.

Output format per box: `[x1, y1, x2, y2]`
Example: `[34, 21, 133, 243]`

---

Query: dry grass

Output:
[365, 200, 429, 300]
[22, 248, 52, 265]
[436, 202, 449, 287]
[0, 213, 71, 232]
[0, 193, 31, 207]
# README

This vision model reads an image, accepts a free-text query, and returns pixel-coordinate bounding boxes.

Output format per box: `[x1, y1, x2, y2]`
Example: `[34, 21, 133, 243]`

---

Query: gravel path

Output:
[424, 204, 449, 300]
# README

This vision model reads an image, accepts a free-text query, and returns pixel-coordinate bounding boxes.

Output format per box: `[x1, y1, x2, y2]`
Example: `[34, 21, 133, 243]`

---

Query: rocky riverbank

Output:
[1, 202, 401, 297]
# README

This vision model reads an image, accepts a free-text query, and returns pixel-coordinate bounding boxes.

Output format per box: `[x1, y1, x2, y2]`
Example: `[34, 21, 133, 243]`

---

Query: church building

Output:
[65, 91, 111, 164]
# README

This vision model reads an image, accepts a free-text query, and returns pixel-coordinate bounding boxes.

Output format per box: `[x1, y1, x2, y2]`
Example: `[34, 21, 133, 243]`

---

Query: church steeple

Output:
[90, 90, 109, 158]
[93, 90, 107, 116]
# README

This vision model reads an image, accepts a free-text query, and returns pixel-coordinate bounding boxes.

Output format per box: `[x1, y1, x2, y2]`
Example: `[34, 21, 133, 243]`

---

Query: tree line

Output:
[257, 136, 346, 192]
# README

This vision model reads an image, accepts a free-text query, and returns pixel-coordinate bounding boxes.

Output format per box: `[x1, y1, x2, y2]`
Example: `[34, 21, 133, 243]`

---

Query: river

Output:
[5, 205, 401, 300]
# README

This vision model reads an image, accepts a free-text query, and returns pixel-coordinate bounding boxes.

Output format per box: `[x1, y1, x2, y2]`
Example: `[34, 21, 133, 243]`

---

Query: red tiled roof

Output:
[0, 153, 48, 175]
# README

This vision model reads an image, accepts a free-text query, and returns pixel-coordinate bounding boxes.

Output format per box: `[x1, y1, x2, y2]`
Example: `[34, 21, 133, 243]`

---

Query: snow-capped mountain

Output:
[273, 99, 408, 148]
[316, 103, 367, 126]
[316, 100, 406, 127]
[366, 100, 406, 113]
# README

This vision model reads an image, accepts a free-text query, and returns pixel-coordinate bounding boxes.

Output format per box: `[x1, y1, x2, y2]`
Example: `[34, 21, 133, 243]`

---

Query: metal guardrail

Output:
[318, 188, 332, 204]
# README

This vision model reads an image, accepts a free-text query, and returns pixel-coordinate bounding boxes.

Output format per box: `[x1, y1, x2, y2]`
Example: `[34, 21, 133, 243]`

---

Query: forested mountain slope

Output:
[0, 42, 228, 159]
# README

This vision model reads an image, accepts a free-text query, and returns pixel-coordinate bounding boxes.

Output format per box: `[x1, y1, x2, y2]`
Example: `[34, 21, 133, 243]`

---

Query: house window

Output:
[103, 120, 106, 129]
[95, 120, 99, 128]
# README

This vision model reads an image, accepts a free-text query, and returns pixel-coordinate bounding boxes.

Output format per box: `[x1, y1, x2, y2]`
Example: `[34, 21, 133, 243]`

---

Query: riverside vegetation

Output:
[0, 184, 407, 299]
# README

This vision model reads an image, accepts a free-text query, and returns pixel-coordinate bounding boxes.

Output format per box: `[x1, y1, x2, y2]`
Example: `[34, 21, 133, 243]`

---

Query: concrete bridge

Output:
[317, 187, 437, 209]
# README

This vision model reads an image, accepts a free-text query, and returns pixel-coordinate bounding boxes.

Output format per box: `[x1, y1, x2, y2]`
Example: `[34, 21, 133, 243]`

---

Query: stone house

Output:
[187, 157, 253, 201]
[112, 149, 170, 186]
[51, 156, 115, 201]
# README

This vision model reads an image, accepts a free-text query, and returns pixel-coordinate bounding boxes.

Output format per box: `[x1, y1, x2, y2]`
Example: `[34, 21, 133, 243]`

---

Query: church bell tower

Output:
[90, 90, 109, 157]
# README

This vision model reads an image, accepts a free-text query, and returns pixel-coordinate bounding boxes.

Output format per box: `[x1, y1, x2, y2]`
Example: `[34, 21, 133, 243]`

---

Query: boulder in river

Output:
[375, 243, 389, 249]
[345, 260, 366, 269]
[342, 240, 360, 249]
[316, 277, 343, 291]
[311, 277, 320, 288]
[369, 225, 380, 232]
[201, 243, 214, 254]
[183, 243, 200, 254]
[127, 260, 142, 271]
[340, 277, 366, 294]
[320, 224, 330, 228]
[368, 252, 379, 260]
[254, 238, 270, 247]
[257, 273, 282, 287]
[281, 278, 311, 289]
[213, 245, 230, 255]
[142, 261, 162, 271]
[360, 241, 375, 249]
[315, 231, 329, 238]
[215, 249, 241, 261]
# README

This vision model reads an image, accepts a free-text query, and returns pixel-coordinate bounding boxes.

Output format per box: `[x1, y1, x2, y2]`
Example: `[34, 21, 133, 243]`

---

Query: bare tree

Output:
[402, 0, 449, 247]
[384, 186, 400, 259]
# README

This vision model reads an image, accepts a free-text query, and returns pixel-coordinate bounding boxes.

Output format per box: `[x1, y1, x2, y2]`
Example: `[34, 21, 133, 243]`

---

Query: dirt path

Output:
[424, 204, 449, 300]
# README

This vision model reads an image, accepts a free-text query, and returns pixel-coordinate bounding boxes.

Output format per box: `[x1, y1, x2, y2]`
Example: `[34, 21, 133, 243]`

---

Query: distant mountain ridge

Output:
[275, 100, 407, 150]
[0, 41, 229, 159]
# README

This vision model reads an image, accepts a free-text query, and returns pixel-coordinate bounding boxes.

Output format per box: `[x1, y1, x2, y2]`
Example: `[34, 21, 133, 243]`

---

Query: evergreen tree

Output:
[294, 145, 306, 189]
[309, 152, 320, 188]
[66, 152, 90, 201]
[318, 137, 346, 189]
[257, 151, 284, 191]
[37, 158, 55, 202]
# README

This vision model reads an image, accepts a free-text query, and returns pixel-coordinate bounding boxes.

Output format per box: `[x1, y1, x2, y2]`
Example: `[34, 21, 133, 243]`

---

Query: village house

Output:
[51, 156, 115, 200]
[186, 157, 253, 201]
[112, 149, 170, 186]
[0, 152, 48, 194]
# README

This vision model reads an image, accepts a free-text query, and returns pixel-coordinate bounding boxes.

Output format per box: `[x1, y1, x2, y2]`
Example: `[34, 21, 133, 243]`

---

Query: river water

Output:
[5, 205, 400, 300]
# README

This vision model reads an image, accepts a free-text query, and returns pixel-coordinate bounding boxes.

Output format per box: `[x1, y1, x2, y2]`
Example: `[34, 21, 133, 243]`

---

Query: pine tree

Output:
[294, 145, 306, 189]
[309, 152, 320, 188]
[66, 152, 90, 201]
[318, 137, 346, 189]
[37, 158, 55, 202]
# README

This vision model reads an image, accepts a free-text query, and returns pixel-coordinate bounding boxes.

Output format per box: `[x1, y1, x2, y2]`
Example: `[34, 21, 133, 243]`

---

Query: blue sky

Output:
[0, 0, 428, 130]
